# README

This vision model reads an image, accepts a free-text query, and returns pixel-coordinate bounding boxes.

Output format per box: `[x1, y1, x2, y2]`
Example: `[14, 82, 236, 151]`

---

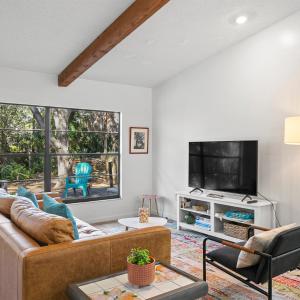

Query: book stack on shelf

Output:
[195, 216, 211, 231]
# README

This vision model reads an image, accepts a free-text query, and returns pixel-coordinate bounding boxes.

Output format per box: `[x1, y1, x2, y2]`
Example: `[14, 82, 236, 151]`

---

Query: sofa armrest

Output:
[35, 192, 61, 200]
[20, 226, 171, 300]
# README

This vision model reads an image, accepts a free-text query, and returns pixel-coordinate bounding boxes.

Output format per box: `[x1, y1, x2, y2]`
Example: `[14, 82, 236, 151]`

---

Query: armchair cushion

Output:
[237, 223, 296, 269]
[207, 242, 258, 283]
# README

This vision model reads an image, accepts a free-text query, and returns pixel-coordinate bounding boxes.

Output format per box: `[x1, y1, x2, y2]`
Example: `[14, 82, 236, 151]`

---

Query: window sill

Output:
[66, 197, 122, 205]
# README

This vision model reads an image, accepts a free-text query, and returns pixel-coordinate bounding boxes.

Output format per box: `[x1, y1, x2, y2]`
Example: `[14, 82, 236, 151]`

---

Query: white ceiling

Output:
[1, 0, 300, 87]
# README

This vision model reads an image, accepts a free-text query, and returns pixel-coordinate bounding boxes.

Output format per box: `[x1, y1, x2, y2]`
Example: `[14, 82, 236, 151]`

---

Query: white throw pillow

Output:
[236, 223, 297, 269]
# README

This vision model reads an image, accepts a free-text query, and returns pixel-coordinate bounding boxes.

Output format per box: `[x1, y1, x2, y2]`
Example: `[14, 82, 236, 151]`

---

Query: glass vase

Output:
[139, 207, 149, 223]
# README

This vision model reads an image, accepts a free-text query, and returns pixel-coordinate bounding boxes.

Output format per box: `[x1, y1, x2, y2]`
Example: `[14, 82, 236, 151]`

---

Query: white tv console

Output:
[177, 190, 277, 243]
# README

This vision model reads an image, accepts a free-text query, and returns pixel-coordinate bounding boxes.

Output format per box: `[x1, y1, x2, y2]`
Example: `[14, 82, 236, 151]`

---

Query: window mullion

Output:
[44, 107, 51, 192]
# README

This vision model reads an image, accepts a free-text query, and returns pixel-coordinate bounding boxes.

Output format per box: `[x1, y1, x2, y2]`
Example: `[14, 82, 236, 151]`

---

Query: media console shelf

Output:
[177, 191, 277, 243]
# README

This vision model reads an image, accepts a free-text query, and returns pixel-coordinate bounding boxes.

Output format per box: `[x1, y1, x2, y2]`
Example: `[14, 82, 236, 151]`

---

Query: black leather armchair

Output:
[203, 225, 300, 299]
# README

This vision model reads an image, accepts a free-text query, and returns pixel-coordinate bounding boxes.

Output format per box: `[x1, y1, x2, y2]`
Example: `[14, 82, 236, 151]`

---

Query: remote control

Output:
[247, 200, 258, 204]
[207, 193, 224, 199]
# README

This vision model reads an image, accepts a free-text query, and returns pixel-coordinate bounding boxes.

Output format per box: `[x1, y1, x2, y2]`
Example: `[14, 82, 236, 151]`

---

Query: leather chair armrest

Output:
[203, 235, 271, 258]
[248, 224, 271, 239]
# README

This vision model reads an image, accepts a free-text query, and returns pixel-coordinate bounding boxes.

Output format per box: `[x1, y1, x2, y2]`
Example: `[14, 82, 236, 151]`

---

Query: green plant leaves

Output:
[127, 248, 151, 266]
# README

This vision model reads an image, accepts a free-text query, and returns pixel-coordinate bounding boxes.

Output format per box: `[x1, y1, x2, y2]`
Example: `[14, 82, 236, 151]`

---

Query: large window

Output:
[0, 103, 120, 203]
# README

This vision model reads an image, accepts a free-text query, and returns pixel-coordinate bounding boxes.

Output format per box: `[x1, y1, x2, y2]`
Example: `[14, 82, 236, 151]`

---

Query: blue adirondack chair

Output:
[64, 162, 92, 198]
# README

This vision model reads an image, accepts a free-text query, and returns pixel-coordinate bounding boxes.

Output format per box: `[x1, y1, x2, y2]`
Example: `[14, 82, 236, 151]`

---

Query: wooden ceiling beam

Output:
[58, 0, 169, 87]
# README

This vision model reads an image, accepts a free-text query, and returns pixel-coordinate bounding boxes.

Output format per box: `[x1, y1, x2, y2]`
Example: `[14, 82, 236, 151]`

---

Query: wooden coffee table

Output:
[67, 262, 208, 300]
[118, 217, 168, 231]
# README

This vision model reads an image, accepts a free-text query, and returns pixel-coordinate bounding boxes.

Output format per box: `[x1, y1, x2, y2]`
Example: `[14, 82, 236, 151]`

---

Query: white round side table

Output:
[118, 217, 167, 231]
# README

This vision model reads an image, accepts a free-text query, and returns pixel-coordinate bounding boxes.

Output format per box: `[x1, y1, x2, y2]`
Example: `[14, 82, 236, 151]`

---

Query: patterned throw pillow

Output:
[236, 223, 297, 268]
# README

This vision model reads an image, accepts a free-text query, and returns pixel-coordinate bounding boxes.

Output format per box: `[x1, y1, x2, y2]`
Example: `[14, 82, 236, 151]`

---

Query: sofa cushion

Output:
[75, 218, 106, 239]
[0, 193, 17, 217]
[237, 223, 297, 268]
[11, 197, 74, 244]
[43, 194, 79, 240]
[0, 189, 31, 218]
[16, 186, 39, 208]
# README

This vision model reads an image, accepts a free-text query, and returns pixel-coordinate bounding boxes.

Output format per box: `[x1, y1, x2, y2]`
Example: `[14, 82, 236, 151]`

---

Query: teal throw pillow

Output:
[43, 194, 79, 240]
[16, 186, 39, 208]
[43, 193, 58, 210]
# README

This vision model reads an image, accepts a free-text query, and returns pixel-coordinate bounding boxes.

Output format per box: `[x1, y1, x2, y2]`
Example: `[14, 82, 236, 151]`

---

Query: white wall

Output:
[153, 12, 300, 225]
[0, 67, 152, 223]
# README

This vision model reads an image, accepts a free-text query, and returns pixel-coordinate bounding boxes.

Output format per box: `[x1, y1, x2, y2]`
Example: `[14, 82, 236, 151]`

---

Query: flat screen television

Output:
[189, 141, 258, 196]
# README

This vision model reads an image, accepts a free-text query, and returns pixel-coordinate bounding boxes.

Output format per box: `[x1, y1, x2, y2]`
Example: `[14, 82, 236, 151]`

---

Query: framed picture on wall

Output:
[129, 127, 149, 154]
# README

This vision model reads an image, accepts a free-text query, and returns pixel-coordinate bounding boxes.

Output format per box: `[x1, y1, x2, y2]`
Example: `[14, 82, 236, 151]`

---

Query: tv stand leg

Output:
[190, 187, 204, 194]
[241, 194, 252, 202]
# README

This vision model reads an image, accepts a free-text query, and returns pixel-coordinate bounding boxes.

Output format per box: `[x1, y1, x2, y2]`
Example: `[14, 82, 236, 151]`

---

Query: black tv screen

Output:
[189, 141, 258, 196]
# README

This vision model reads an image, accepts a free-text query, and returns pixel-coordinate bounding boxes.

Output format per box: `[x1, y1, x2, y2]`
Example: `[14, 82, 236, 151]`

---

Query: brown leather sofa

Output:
[0, 196, 171, 300]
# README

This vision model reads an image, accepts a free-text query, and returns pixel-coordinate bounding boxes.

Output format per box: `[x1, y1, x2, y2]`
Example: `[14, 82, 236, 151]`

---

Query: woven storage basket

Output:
[223, 221, 249, 240]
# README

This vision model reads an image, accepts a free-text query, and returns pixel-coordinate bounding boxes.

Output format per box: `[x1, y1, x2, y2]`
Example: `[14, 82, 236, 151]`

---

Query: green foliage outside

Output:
[0, 157, 44, 181]
[0, 104, 119, 191]
[127, 248, 152, 266]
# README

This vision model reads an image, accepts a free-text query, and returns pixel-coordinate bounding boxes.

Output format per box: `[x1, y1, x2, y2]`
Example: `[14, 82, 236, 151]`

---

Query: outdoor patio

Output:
[6, 180, 119, 203]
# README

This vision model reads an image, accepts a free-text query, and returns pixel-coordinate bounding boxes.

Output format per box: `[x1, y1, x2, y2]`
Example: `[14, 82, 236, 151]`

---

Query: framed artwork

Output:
[129, 127, 149, 154]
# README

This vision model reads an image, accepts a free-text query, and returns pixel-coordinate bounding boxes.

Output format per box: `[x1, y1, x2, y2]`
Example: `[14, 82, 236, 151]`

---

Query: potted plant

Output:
[127, 247, 155, 286]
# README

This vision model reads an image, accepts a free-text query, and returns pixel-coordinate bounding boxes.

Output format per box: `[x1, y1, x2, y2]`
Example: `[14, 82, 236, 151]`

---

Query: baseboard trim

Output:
[80, 213, 135, 225]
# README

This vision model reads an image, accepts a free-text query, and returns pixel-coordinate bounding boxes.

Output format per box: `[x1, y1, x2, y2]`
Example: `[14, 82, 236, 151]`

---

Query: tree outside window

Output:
[0, 103, 120, 203]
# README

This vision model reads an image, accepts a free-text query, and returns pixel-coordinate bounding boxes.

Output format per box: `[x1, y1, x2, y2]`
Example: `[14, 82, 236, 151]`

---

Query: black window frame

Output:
[0, 102, 121, 203]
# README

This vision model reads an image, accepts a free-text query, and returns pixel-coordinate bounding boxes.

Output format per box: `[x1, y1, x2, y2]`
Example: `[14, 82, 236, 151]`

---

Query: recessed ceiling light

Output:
[235, 15, 248, 25]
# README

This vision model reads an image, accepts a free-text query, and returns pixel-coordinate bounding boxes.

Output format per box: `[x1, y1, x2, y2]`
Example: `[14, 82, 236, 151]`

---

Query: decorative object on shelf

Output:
[192, 204, 208, 212]
[181, 198, 186, 208]
[224, 211, 254, 221]
[127, 248, 155, 287]
[183, 199, 191, 208]
[129, 127, 149, 154]
[223, 221, 249, 240]
[215, 212, 254, 224]
[139, 207, 149, 223]
[184, 212, 195, 224]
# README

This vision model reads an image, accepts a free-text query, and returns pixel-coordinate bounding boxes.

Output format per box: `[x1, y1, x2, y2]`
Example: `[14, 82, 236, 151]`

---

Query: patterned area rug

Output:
[95, 221, 300, 299]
